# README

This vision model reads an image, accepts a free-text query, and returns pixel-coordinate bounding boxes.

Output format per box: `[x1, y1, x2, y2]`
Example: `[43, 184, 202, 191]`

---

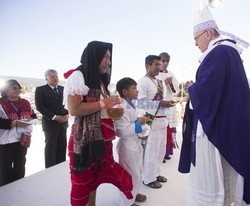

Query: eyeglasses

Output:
[161, 60, 169, 63]
[11, 86, 21, 91]
[194, 30, 207, 42]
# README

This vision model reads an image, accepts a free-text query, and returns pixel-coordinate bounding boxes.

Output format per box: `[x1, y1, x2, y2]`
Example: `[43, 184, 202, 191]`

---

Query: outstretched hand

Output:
[137, 116, 146, 125]
[161, 100, 176, 108]
[164, 77, 173, 85]
[184, 80, 194, 93]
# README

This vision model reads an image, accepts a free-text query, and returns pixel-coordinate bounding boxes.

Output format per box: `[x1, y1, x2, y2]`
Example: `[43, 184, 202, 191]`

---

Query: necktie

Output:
[53, 87, 59, 95]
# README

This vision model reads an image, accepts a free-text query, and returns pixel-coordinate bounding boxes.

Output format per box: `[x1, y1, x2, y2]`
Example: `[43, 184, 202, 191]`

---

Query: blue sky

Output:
[0, 0, 249, 84]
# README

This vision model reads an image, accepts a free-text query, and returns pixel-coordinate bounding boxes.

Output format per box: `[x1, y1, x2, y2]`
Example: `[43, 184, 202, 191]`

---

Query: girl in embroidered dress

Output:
[0, 79, 35, 186]
[63, 41, 133, 206]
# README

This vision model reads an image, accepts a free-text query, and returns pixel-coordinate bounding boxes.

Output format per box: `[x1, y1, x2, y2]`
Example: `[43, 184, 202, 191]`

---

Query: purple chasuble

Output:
[178, 42, 250, 203]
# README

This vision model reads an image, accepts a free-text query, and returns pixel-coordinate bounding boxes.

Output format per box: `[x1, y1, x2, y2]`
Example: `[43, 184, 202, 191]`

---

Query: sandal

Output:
[135, 193, 147, 202]
[143, 180, 162, 189]
[157, 175, 167, 183]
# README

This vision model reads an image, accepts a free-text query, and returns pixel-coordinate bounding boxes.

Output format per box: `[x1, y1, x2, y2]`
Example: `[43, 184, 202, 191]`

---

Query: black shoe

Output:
[164, 156, 171, 160]
[163, 159, 166, 163]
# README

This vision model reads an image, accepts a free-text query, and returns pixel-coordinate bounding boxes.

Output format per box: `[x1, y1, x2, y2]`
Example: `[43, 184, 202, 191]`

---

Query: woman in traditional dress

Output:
[64, 41, 133, 206]
[0, 79, 35, 186]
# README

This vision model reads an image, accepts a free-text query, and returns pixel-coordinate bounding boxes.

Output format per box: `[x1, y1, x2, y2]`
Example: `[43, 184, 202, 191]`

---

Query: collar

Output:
[145, 74, 157, 80]
[48, 84, 58, 90]
[123, 97, 136, 109]
[198, 37, 222, 63]
[198, 37, 242, 63]
[159, 70, 168, 73]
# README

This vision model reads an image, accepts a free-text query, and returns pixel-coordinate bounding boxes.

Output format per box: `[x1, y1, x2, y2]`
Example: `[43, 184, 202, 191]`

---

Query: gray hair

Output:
[44, 69, 58, 78]
[208, 28, 220, 37]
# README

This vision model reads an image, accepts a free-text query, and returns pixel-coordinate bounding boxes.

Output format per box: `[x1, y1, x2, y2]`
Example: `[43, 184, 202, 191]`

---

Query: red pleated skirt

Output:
[69, 121, 133, 206]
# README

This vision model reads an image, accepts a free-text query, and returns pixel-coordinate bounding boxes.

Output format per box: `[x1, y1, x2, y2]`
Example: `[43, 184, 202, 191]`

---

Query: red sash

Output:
[101, 118, 115, 140]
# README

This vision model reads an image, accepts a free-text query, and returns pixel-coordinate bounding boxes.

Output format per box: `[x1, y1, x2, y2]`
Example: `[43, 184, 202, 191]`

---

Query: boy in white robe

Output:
[157, 52, 179, 161]
[114, 77, 147, 206]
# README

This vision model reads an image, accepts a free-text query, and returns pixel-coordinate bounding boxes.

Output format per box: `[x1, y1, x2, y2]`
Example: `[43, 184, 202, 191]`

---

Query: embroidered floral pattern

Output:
[193, 20, 218, 33]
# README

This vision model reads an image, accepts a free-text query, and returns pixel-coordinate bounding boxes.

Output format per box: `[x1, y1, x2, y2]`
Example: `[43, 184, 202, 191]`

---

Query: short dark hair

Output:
[145, 55, 161, 65]
[159, 52, 170, 61]
[116, 77, 137, 98]
[1, 79, 22, 98]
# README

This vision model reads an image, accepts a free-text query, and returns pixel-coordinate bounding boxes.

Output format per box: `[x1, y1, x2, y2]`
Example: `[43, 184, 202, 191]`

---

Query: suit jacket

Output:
[35, 84, 68, 131]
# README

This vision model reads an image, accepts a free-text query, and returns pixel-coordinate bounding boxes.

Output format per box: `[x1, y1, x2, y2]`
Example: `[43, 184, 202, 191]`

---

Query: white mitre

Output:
[192, 0, 249, 48]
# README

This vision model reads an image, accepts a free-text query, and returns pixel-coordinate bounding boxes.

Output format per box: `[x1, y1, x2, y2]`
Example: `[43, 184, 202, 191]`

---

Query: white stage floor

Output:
[0, 124, 188, 206]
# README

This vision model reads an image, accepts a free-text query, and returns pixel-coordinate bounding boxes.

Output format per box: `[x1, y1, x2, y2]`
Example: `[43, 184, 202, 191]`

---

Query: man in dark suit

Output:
[35, 69, 68, 168]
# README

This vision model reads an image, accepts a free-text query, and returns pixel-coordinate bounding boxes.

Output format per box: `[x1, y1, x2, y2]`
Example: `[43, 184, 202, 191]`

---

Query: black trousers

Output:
[0, 142, 27, 186]
[44, 124, 67, 168]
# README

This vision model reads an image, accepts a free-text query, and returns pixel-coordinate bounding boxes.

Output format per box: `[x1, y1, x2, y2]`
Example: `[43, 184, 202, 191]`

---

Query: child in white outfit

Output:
[114, 78, 147, 206]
